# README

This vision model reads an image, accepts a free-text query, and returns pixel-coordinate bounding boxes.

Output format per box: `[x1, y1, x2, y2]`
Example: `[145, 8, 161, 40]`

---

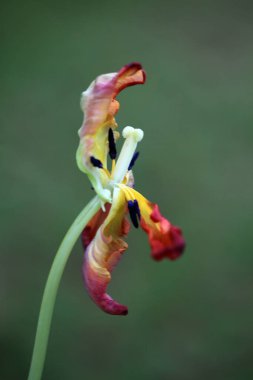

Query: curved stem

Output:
[28, 196, 101, 380]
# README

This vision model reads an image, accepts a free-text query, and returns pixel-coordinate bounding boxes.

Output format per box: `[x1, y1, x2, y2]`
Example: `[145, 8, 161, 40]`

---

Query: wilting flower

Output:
[76, 63, 185, 315]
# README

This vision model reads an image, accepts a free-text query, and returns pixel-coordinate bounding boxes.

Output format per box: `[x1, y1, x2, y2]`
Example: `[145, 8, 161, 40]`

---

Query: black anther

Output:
[127, 199, 141, 228]
[108, 128, 117, 160]
[90, 156, 103, 168]
[128, 151, 140, 171]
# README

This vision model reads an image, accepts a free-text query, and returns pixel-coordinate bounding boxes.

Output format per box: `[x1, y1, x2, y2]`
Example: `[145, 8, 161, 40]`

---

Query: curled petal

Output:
[83, 188, 130, 315]
[80, 62, 146, 139]
[141, 204, 185, 261]
[112, 63, 146, 97]
[122, 187, 185, 260]
[76, 63, 145, 200]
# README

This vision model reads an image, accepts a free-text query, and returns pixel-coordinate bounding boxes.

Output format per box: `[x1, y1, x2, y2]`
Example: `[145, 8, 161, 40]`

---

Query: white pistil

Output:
[112, 126, 144, 184]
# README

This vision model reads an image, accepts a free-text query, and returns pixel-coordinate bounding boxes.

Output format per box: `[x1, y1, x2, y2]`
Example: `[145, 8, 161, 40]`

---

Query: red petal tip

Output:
[90, 292, 128, 316]
[120, 62, 146, 83]
[151, 225, 185, 261]
[140, 203, 185, 262]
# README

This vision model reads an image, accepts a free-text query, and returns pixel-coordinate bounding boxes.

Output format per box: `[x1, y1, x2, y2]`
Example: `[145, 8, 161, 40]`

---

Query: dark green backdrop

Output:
[1, 1, 253, 379]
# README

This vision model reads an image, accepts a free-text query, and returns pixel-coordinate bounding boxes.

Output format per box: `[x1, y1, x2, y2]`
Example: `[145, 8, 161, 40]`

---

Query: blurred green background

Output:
[1, 0, 253, 379]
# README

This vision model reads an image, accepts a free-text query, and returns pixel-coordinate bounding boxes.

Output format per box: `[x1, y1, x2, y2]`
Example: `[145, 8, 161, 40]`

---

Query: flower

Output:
[77, 63, 185, 315]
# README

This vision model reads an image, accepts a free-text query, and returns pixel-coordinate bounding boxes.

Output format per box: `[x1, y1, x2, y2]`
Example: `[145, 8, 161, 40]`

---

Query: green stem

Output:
[28, 196, 101, 380]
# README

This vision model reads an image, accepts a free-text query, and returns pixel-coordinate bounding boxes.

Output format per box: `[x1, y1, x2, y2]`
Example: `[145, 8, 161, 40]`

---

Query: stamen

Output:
[127, 199, 141, 228]
[112, 126, 144, 183]
[90, 156, 103, 168]
[108, 128, 117, 160]
[128, 151, 140, 170]
[111, 159, 116, 176]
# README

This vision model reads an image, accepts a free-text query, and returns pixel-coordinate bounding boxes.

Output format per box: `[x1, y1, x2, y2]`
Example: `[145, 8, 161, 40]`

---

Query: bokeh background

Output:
[1, 0, 253, 379]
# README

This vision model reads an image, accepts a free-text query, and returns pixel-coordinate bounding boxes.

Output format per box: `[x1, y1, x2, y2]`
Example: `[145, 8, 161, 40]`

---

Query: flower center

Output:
[89, 126, 143, 205]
